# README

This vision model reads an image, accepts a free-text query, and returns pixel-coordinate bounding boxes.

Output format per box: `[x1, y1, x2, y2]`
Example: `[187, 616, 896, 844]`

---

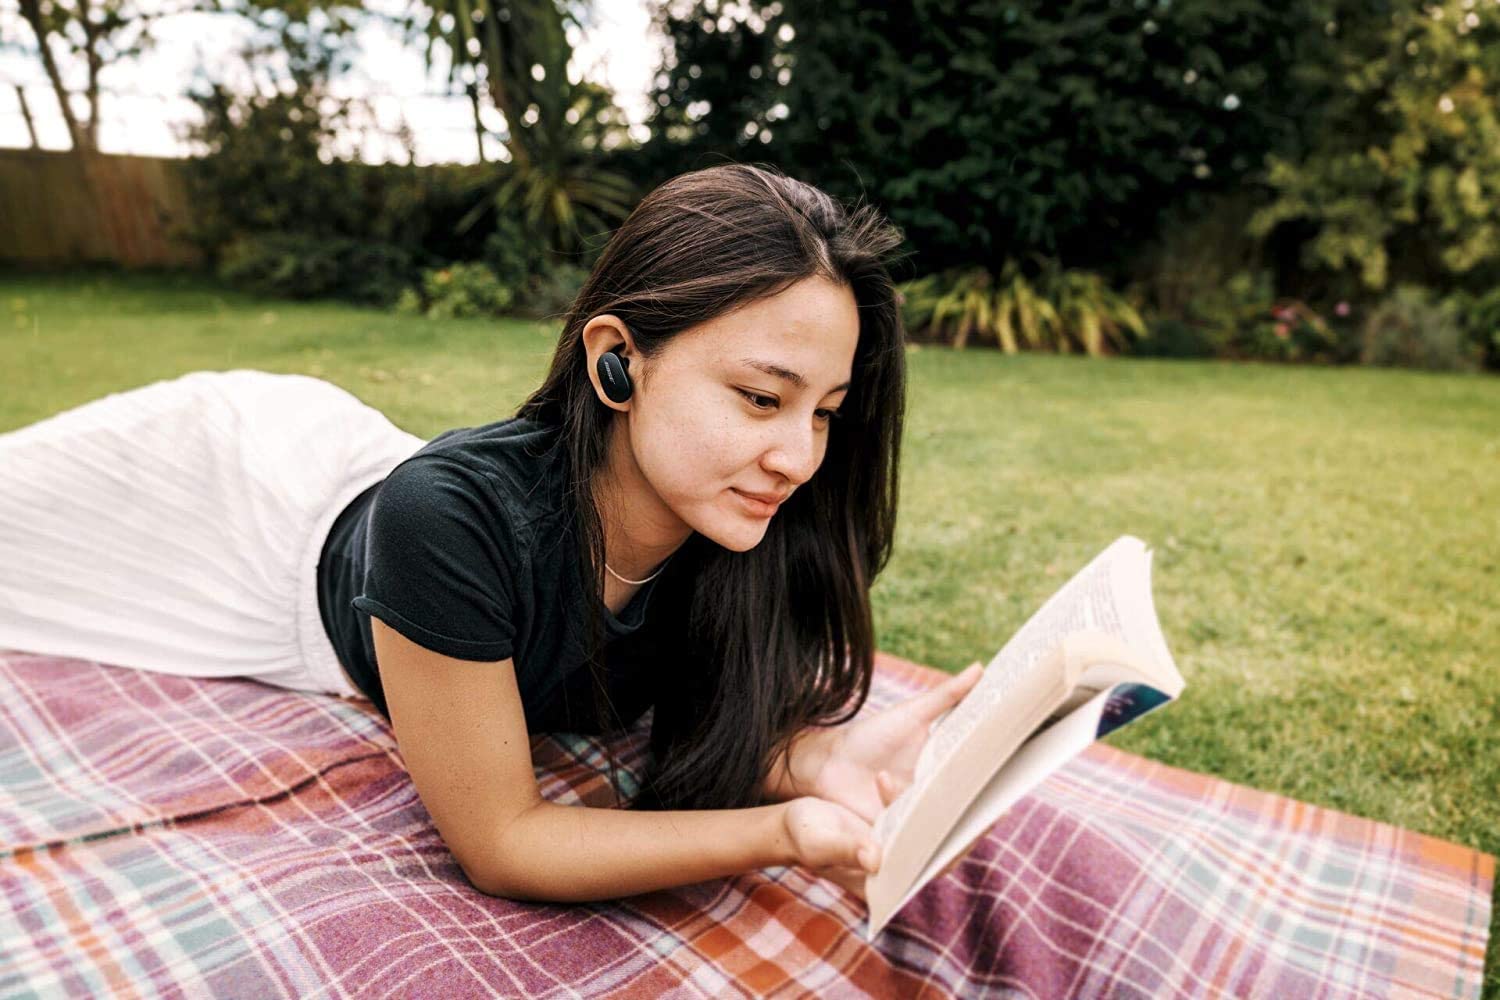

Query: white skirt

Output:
[0, 369, 425, 698]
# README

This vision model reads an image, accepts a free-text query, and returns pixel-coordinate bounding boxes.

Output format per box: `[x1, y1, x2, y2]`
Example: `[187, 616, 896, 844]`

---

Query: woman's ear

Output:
[582, 315, 638, 411]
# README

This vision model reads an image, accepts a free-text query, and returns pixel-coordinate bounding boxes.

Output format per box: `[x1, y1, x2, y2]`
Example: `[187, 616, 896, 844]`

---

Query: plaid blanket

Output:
[1, 649, 1491, 998]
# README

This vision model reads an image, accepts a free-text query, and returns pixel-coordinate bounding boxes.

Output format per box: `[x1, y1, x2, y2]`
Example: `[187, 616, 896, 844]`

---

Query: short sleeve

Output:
[352, 455, 519, 661]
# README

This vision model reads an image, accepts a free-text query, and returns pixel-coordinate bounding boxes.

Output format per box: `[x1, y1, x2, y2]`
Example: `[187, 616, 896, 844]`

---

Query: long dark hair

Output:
[516, 162, 908, 811]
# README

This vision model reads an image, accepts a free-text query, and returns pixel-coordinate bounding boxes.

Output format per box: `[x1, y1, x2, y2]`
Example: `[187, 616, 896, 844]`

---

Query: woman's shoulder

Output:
[384, 415, 568, 534]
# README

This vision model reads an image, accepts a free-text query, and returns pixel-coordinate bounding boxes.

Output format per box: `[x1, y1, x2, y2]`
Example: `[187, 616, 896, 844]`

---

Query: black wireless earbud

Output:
[596, 346, 633, 404]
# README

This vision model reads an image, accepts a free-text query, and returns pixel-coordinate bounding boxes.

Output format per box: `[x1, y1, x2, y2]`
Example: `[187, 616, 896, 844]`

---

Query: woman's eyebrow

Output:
[738, 358, 851, 393]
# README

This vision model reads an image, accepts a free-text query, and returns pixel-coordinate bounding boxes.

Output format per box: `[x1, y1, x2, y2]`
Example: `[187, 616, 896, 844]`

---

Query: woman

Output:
[0, 163, 981, 905]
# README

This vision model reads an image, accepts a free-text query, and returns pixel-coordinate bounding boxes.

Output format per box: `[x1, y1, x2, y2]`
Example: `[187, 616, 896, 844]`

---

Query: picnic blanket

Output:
[0, 648, 1491, 999]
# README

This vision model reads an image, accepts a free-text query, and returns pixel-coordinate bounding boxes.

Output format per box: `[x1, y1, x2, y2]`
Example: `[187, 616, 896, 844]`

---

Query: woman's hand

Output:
[807, 661, 985, 824]
[781, 759, 909, 901]
[781, 796, 880, 900]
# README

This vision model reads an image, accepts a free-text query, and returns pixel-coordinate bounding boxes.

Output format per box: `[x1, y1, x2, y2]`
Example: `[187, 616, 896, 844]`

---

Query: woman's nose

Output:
[762, 420, 821, 485]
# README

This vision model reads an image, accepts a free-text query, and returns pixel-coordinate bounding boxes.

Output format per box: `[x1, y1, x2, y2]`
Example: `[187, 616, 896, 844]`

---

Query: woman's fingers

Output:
[840, 805, 882, 874]
[821, 864, 869, 901]
[876, 769, 912, 808]
[916, 661, 984, 722]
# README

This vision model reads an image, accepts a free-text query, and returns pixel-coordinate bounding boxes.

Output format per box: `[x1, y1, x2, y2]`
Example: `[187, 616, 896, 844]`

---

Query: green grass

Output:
[4, 268, 1497, 994]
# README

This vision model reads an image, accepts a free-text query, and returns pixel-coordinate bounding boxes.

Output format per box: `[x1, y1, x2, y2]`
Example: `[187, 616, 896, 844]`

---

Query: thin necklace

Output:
[605, 558, 670, 586]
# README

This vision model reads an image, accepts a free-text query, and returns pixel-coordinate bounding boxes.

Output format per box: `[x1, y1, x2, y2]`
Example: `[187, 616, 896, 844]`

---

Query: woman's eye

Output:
[737, 388, 840, 422]
[737, 389, 778, 410]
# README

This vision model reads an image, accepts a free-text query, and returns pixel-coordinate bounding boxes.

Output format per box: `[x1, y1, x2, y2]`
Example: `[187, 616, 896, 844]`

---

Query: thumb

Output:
[948, 662, 983, 694]
[920, 662, 983, 718]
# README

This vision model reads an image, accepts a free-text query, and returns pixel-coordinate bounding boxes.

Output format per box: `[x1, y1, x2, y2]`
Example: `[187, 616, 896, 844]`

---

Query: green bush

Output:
[512, 260, 591, 321]
[898, 259, 1146, 356]
[1358, 286, 1481, 372]
[396, 262, 517, 320]
[1248, 1, 1500, 296]
[648, 0, 1337, 274]
[481, 221, 537, 295]
[217, 233, 418, 306]
[1444, 285, 1500, 370]
[182, 40, 499, 277]
[1170, 270, 1341, 364]
[1129, 318, 1222, 359]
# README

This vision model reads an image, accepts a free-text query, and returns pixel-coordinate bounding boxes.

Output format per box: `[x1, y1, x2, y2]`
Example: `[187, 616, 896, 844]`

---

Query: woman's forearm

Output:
[473, 799, 797, 903]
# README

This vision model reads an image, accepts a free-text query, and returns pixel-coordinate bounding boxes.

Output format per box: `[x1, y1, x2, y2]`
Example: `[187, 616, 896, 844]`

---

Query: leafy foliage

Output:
[645, 0, 1336, 274]
[217, 232, 419, 306]
[509, 260, 591, 321]
[1145, 269, 1344, 363]
[409, 0, 640, 255]
[1358, 285, 1482, 371]
[1248, 0, 1500, 296]
[396, 261, 517, 319]
[178, 16, 436, 258]
[12, 0, 244, 153]
[1445, 285, 1500, 369]
[899, 258, 1146, 356]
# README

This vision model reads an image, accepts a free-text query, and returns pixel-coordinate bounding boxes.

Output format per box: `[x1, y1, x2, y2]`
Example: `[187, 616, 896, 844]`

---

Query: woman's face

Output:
[617, 275, 860, 553]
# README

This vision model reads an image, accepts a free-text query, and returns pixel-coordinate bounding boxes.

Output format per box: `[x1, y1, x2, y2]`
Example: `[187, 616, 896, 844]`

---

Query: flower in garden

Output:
[1274, 323, 1290, 339]
[1335, 301, 1350, 317]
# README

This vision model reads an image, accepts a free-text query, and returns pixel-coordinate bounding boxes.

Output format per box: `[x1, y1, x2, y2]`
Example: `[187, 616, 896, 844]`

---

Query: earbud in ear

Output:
[596, 347, 633, 404]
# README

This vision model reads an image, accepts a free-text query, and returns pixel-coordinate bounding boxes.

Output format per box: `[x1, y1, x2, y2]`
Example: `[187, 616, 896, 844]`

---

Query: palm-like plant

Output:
[1039, 258, 1147, 355]
[412, 0, 638, 253]
[899, 257, 1146, 356]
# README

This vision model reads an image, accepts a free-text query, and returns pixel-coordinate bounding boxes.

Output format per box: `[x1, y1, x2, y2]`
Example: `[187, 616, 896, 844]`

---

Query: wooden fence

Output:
[0, 149, 204, 268]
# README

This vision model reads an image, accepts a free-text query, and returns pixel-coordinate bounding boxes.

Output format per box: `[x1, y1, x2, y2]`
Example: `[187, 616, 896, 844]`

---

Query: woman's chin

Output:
[698, 515, 773, 553]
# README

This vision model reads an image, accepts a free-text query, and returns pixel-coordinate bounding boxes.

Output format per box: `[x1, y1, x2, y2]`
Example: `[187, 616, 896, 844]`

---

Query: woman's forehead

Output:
[673, 280, 859, 380]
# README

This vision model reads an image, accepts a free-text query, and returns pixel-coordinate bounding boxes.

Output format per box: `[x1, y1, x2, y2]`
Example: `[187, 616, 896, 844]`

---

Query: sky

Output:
[0, 0, 661, 164]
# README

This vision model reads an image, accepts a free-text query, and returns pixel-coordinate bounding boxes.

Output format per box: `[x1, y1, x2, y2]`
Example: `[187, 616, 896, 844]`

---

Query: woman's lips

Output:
[731, 488, 780, 517]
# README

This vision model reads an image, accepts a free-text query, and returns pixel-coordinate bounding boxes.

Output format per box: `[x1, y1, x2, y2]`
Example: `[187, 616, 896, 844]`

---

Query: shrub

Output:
[649, 0, 1337, 274]
[1443, 285, 1500, 371]
[1169, 270, 1341, 364]
[899, 259, 1146, 356]
[216, 232, 418, 306]
[1359, 286, 1481, 372]
[513, 260, 591, 321]
[1129, 318, 1222, 359]
[397, 262, 517, 320]
[1247, 2, 1500, 295]
[481, 222, 537, 295]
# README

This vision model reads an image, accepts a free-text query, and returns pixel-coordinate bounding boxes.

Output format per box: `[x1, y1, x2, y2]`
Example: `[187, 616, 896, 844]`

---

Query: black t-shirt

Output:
[315, 416, 678, 734]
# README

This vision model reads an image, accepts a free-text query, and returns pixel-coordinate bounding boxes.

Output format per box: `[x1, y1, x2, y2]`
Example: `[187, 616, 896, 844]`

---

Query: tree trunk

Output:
[13, 84, 39, 149]
[79, 0, 103, 152]
[478, 0, 529, 171]
[468, 79, 487, 163]
[18, 0, 91, 154]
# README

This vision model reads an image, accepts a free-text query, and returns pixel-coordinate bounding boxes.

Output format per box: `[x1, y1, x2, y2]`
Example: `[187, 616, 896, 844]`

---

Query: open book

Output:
[863, 535, 1185, 942]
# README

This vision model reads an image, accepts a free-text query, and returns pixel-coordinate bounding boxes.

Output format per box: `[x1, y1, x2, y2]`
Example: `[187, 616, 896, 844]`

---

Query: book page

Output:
[873, 538, 1146, 845]
[912, 536, 1148, 789]
[865, 536, 1184, 938]
[867, 678, 1176, 940]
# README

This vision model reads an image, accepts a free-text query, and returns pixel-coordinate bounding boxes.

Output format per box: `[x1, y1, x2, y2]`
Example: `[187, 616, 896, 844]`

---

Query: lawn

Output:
[4, 268, 1497, 993]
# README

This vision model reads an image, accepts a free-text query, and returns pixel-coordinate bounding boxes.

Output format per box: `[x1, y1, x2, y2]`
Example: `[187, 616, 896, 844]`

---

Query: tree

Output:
[643, 0, 1336, 276]
[12, 0, 168, 154]
[409, 0, 638, 254]
[5, 0, 398, 160]
[1248, 0, 1500, 297]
